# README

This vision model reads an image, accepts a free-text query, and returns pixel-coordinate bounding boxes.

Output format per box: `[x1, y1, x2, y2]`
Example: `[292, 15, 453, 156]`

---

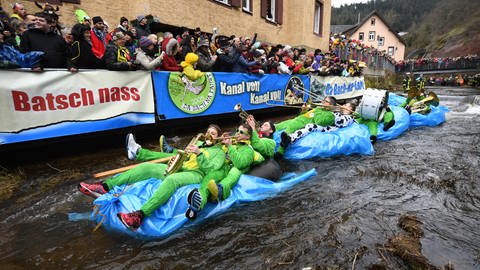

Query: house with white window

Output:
[5, 0, 332, 51]
[332, 10, 405, 61]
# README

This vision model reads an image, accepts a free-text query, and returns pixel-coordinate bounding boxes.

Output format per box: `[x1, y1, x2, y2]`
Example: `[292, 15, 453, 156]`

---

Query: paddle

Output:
[93, 157, 172, 179]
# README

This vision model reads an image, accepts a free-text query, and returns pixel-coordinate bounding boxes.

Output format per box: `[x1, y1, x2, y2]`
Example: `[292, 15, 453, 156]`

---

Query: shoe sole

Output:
[78, 183, 102, 199]
[117, 213, 139, 231]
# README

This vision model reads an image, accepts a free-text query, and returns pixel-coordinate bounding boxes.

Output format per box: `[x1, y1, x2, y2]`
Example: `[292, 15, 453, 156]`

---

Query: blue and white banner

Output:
[152, 71, 310, 119]
[0, 70, 155, 144]
[310, 76, 365, 101]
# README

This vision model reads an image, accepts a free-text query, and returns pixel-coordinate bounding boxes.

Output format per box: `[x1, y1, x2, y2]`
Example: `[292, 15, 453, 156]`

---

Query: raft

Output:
[274, 123, 374, 160]
[388, 93, 449, 128]
[90, 169, 317, 238]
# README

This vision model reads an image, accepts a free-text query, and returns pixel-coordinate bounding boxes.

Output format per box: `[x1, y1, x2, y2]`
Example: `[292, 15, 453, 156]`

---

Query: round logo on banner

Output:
[284, 76, 305, 105]
[168, 72, 216, 114]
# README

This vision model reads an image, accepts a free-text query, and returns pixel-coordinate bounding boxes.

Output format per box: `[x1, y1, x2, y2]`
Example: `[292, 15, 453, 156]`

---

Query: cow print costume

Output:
[288, 112, 355, 143]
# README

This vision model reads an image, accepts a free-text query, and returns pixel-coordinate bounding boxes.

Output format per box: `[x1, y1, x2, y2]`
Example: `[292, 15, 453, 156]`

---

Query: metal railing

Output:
[331, 45, 396, 72]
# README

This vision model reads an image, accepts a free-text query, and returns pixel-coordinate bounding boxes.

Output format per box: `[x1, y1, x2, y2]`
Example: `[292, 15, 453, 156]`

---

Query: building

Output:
[332, 10, 405, 61]
[1, 0, 331, 51]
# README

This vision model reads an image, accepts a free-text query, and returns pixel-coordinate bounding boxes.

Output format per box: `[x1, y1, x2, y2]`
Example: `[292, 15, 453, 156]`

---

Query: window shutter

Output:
[261, 0, 267, 18]
[276, 0, 283, 24]
[231, 0, 241, 7]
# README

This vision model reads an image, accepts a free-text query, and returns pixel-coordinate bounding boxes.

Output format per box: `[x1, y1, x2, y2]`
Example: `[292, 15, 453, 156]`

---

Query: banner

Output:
[310, 76, 365, 101]
[152, 71, 310, 119]
[0, 70, 155, 144]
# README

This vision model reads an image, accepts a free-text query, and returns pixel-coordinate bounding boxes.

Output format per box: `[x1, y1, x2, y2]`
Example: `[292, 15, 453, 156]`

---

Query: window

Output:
[371, 18, 376, 26]
[215, 0, 229, 4]
[266, 0, 276, 21]
[313, 1, 323, 35]
[242, 0, 252, 12]
[359, 32, 364, 41]
[378, 36, 384, 46]
[388, 46, 394, 56]
[369, 31, 375, 41]
[261, 0, 283, 24]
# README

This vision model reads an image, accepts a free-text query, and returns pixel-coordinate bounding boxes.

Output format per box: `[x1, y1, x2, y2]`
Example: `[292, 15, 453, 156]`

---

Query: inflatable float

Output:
[388, 92, 448, 128]
[85, 169, 316, 238]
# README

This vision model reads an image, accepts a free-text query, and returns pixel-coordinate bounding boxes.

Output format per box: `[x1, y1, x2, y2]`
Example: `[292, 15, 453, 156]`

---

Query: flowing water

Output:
[1, 87, 479, 269]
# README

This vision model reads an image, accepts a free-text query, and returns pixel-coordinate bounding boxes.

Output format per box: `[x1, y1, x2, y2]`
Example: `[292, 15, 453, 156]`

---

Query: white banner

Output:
[0, 70, 155, 133]
[310, 76, 365, 101]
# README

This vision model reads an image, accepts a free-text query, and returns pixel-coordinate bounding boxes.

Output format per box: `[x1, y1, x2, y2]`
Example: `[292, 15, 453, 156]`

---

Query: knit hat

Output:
[139, 36, 153, 49]
[197, 38, 209, 48]
[112, 31, 125, 41]
[136, 15, 146, 22]
[120, 16, 128, 24]
[92, 16, 103, 24]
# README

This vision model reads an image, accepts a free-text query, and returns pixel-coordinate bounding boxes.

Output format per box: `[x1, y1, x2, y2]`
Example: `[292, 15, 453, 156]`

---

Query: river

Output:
[0, 86, 479, 269]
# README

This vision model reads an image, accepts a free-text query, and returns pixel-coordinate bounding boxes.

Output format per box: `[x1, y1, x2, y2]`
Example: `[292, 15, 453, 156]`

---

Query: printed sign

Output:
[152, 71, 310, 119]
[310, 76, 365, 101]
[0, 70, 155, 144]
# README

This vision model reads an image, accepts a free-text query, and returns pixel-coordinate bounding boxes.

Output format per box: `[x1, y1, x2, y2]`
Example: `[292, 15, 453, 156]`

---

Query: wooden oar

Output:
[93, 156, 172, 179]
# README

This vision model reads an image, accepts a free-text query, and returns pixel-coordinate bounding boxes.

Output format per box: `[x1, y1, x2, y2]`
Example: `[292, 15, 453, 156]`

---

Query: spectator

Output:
[90, 16, 106, 59]
[134, 36, 163, 70]
[10, 3, 26, 23]
[104, 31, 136, 71]
[161, 31, 173, 52]
[69, 23, 104, 69]
[115, 16, 129, 34]
[0, 25, 43, 68]
[213, 36, 238, 72]
[196, 37, 216, 72]
[135, 15, 150, 38]
[161, 37, 181, 71]
[232, 44, 258, 73]
[20, 12, 69, 70]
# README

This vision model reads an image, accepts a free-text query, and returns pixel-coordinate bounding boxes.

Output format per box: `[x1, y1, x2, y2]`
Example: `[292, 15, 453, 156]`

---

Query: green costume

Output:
[104, 143, 225, 216]
[135, 148, 177, 161]
[250, 130, 276, 159]
[356, 108, 395, 140]
[275, 108, 335, 135]
[217, 142, 258, 200]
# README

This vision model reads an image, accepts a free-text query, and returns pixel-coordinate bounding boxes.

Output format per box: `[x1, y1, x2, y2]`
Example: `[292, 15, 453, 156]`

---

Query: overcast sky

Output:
[331, 0, 371, 8]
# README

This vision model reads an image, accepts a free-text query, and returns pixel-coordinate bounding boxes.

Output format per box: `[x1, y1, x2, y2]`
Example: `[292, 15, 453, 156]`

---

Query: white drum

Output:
[357, 89, 388, 121]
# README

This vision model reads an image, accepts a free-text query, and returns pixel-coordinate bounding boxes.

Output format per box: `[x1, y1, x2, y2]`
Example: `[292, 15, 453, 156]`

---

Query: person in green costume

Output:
[186, 123, 259, 219]
[356, 105, 395, 144]
[275, 96, 337, 156]
[78, 125, 226, 230]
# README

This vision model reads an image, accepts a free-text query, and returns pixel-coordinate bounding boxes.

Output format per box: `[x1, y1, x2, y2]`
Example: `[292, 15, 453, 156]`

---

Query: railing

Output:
[396, 57, 480, 73]
[331, 45, 396, 73]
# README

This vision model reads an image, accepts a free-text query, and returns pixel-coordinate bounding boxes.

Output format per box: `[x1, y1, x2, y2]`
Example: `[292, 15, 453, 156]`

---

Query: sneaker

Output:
[159, 135, 174, 153]
[280, 132, 291, 148]
[125, 133, 140, 160]
[78, 182, 107, 198]
[186, 189, 202, 220]
[207, 180, 223, 202]
[117, 210, 144, 230]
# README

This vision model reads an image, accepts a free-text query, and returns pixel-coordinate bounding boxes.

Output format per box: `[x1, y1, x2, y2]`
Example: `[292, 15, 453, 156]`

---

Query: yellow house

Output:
[1, 0, 331, 50]
[340, 10, 405, 61]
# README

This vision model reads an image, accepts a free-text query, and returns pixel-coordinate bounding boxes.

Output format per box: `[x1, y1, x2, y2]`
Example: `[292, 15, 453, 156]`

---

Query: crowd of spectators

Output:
[0, 3, 367, 77]
[396, 55, 480, 73]
[329, 34, 397, 71]
[424, 73, 480, 87]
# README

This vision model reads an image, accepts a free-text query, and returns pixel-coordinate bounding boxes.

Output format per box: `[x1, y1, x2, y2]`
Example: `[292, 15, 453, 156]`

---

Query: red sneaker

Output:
[78, 182, 107, 198]
[118, 211, 144, 230]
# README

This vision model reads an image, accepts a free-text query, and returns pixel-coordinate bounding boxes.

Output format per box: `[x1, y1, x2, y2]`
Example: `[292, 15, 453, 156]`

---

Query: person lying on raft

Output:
[400, 88, 438, 115]
[274, 96, 338, 155]
[356, 104, 395, 144]
[246, 115, 276, 159]
[274, 96, 337, 137]
[186, 122, 260, 219]
[78, 124, 226, 230]
[277, 101, 358, 154]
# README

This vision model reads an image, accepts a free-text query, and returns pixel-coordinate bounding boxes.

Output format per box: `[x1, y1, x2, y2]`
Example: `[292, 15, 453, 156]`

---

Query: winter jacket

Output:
[20, 28, 68, 68]
[103, 43, 134, 71]
[134, 48, 162, 70]
[69, 40, 105, 69]
[90, 29, 106, 59]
